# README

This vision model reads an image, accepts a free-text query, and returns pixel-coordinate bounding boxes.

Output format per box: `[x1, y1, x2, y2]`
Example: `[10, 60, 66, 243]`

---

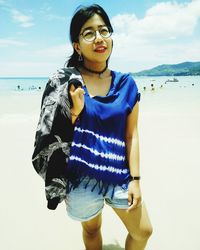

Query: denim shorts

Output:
[65, 177, 136, 222]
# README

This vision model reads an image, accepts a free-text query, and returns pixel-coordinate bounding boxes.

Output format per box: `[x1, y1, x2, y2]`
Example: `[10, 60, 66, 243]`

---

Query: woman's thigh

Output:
[112, 202, 153, 241]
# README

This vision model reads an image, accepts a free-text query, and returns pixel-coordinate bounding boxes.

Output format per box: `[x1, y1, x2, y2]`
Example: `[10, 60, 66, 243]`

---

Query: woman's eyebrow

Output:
[82, 24, 106, 33]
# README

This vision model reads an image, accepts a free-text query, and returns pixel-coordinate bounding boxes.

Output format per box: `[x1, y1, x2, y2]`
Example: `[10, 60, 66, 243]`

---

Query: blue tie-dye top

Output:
[67, 70, 140, 189]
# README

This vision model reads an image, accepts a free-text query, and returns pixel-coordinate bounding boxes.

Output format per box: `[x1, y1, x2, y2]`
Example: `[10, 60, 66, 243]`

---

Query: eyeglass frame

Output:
[79, 26, 112, 42]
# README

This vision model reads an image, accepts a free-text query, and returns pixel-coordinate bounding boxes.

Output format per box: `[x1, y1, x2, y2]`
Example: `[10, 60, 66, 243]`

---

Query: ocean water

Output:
[0, 75, 199, 116]
[0, 77, 48, 92]
[0, 75, 199, 92]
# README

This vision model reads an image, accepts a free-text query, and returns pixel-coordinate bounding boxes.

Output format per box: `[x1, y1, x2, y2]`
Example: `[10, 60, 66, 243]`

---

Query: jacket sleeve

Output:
[32, 77, 60, 179]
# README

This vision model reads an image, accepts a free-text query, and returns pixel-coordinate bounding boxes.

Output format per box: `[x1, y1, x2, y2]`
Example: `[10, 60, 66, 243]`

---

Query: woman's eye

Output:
[100, 28, 109, 35]
[84, 31, 94, 38]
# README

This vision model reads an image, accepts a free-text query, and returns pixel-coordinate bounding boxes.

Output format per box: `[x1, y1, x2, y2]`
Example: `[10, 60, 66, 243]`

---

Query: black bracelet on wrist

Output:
[130, 176, 141, 181]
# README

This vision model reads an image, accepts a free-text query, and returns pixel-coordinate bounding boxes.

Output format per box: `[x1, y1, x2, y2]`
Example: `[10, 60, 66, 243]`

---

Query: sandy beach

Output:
[1, 79, 200, 250]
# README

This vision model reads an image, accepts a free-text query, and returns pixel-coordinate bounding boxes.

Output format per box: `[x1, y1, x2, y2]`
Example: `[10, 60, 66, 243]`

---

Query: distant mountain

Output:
[132, 61, 200, 76]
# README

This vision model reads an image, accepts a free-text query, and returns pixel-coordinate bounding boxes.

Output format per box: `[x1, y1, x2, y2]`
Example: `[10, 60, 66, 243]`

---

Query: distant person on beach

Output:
[150, 83, 155, 91]
[33, 4, 152, 250]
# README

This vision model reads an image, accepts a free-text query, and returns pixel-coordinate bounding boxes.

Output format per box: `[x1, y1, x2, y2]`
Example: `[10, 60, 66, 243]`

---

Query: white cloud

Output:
[44, 13, 66, 21]
[110, 0, 200, 72]
[0, 43, 73, 76]
[34, 43, 73, 59]
[0, 38, 27, 47]
[11, 9, 34, 28]
[112, 1, 200, 39]
[39, 5, 66, 21]
[0, 62, 59, 77]
[0, 2, 34, 27]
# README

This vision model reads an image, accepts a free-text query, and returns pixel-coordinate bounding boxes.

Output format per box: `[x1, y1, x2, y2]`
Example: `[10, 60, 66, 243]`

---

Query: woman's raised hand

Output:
[69, 84, 85, 116]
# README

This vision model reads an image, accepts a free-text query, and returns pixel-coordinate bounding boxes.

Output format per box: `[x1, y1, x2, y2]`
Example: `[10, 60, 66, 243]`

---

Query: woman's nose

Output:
[94, 30, 104, 43]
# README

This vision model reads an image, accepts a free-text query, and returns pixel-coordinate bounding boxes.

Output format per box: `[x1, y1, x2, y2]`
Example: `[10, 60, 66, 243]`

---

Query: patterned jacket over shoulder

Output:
[32, 67, 84, 210]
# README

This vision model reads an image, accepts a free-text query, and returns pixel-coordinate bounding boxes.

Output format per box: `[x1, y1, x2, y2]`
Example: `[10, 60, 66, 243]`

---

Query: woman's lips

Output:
[94, 46, 107, 53]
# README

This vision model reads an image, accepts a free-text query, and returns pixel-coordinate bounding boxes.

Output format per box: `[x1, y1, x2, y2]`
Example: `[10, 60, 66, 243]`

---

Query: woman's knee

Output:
[130, 223, 153, 241]
[82, 214, 102, 237]
[82, 223, 101, 238]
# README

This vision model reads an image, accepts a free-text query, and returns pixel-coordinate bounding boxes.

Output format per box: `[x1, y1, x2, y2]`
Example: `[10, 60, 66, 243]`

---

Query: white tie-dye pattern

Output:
[71, 142, 126, 161]
[69, 155, 128, 174]
[74, 126, 125, 147]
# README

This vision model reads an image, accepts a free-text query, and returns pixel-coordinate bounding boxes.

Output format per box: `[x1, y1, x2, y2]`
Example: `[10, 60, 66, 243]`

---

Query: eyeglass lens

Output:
[82, 27, 111, 41]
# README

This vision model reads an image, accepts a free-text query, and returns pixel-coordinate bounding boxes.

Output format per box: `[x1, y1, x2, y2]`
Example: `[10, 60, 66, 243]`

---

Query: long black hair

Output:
[66, 4, 113, 68]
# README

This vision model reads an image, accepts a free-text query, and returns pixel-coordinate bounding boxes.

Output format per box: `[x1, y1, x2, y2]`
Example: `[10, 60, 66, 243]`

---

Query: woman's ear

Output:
[73, 42, 81, 55]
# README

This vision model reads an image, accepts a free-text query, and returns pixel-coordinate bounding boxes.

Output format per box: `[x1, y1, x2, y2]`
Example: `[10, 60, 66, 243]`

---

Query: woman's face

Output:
[74, 14, 113, 66]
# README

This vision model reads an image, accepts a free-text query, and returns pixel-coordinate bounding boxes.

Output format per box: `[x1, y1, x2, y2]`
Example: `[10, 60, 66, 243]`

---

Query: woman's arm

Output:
[125, 102, 142, 211]
[126, 101, 140, 177]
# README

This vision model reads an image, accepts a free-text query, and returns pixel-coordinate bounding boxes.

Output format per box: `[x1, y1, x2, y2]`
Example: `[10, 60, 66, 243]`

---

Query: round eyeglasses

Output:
[80, 26, 112, 42]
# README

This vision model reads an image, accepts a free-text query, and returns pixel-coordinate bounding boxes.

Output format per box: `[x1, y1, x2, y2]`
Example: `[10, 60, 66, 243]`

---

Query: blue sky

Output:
[0, 0, 200, 76]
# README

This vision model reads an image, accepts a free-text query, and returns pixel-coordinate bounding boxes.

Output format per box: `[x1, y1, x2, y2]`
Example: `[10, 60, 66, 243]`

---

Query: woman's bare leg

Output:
[113, 202, 153, 250]
[81, 213, 102, 250]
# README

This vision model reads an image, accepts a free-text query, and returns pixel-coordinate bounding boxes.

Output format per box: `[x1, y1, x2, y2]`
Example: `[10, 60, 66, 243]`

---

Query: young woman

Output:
[33, 4, 153, 250]
[65, 4, 153, 250]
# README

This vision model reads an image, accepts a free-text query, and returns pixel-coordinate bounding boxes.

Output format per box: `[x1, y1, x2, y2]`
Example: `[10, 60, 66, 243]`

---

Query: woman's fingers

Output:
[76, 87, 85, 96]
[70, 88, 84, 101]
[69, 84, 75, 93]
[69, 85, 84, 96]
[128, 193, 133, 206]
[127, 197, 142, 212]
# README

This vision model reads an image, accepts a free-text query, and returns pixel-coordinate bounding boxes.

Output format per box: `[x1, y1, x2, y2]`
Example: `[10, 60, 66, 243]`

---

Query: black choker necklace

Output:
[82, 64, 107, 78]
